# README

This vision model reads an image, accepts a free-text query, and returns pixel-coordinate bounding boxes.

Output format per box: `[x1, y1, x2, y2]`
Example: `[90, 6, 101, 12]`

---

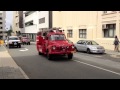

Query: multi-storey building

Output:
[13, 11, 24, 36]
[52, 11, 120, 50]
[0, 11, 6, 39]
[22, 11, 120, 50]
[23, 11, 52, 41]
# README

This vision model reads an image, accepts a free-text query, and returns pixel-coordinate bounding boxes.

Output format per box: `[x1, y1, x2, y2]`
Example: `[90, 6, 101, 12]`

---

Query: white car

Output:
[6, 36, 22, 48]
[74, 40, 105, 54]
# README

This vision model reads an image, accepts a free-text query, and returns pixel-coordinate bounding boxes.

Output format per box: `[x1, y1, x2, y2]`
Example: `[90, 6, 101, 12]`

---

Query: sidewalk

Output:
[0, 45, 29, 79]
[105, 49, 120, 56]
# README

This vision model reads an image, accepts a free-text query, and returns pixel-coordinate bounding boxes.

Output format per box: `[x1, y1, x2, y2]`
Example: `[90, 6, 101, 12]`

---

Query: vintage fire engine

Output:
[36, 28, 75, 60]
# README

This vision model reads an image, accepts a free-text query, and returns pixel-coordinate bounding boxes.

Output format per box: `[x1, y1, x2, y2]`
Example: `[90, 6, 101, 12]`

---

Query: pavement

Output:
[105, 49, 120, 56]
[0, 45, 29, 79]
[5, 44, 120, 79]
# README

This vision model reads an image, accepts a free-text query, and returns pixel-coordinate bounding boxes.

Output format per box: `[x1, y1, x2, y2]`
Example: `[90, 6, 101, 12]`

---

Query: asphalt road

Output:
[5, 43, 120, 79]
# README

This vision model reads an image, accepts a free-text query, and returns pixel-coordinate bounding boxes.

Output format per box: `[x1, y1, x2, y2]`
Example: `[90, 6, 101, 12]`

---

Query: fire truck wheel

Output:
[38, 52, 42, 55]
[68, 53, 73, 60]
[47, 52, 52, 60]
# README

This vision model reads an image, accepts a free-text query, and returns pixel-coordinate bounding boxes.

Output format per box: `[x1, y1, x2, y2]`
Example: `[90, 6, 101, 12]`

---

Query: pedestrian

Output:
[114, 35, 120, 52]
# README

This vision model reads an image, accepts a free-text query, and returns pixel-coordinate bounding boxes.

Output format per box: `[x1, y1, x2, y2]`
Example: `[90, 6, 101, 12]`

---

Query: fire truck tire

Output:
[68, 53, 73, 60]
[47, 52, 52, 60]
[38, 52, 42, 55]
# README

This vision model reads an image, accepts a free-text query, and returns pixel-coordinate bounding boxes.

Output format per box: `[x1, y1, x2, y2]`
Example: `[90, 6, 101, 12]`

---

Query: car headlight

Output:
[9, 42, 12, 44]
[90, 47, 97, 50]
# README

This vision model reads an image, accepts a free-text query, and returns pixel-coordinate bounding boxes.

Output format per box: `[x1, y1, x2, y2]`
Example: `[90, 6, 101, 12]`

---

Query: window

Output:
[16, 23, 18, 27]
[39, 17, 45, 24]
[77, 40, 86, 44]
[25, 11, 35, 17]
[9, 37, 19, 40]
[0, 27, 2, 29]
[103, 11, 107, 14]
[79, 29, 87, 38]
[86, 41, 99, 45]
[103, 24, 116, 38]
[50, 35, 65, 40]
[67, 30, 73, 38]
[25, 20, 33, 27]
[0, 22, 2, 24]
[0, 17, 2, 20]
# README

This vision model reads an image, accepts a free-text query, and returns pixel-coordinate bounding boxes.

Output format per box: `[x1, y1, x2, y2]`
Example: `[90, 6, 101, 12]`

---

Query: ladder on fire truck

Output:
[37, 27, 64, 36]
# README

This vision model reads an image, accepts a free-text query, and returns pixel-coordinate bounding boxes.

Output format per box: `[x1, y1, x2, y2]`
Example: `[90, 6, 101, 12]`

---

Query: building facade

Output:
[0, 11, 6, 39]
[96, 11, 120, 50]
[22, 11, 120, 50]
[22, 11, 39, 41]
[13, 11, 24, 36]
[23, 11, 52, 41]
[52, 11, 98, 43]
[52, 11, 120, 50]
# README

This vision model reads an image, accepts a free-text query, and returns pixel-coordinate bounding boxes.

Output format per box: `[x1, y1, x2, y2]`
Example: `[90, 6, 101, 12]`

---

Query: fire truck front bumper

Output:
[49, 50, 76, 55]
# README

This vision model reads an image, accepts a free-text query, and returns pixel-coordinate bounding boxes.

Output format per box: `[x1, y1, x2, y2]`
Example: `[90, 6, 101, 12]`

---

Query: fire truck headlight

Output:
[67, 46, 69, 49]
[72, 45, 75, 49]
[52, 46, 56, 50]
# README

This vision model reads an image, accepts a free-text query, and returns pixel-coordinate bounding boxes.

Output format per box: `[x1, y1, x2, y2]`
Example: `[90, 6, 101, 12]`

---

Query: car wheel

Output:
[87, 48, 91, 54]
[19, 45, 21, 48]
[68, 53, 73, 60]
[9, 45, 11, 48]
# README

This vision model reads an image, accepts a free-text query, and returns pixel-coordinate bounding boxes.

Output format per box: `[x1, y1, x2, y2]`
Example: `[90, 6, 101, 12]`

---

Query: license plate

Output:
[98, 50, 102, 52]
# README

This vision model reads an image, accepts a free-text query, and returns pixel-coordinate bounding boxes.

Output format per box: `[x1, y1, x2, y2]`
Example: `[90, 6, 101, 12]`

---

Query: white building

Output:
[0, 11, 6, 39]
[23, 11, 52, 41]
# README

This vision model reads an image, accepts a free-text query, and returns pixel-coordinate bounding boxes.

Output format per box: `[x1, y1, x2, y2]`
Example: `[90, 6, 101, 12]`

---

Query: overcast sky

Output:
[5, 11, 13, 30]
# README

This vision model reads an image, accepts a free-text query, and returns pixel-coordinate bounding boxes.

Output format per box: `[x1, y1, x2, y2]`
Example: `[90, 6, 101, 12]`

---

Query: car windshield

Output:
[9, 37, 19, 40]
[23, 37, 28, 39]
[86, 41, 99, 45]
[50, 34, 65, 40]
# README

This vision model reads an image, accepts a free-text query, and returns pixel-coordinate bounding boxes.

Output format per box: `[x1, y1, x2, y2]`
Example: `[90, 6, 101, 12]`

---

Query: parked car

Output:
[74, 40, 105, 54]
[21, 37, 30, 45]
[6, 36, 22, 48]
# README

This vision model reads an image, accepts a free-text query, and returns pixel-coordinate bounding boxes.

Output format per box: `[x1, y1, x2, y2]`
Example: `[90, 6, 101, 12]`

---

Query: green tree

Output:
[7, 25, 14, 36]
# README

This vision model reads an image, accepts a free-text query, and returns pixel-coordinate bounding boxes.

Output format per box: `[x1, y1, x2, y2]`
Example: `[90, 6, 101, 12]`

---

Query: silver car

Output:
[74, 40, 105, 54]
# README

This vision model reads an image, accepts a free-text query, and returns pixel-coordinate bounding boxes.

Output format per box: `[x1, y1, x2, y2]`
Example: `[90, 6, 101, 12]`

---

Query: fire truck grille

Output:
[56, 46, 69, 51]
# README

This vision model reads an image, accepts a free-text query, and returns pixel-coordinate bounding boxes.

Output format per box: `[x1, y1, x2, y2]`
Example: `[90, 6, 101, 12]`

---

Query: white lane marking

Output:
[73, 60, 120, 76]
[19, 48, 28, 52]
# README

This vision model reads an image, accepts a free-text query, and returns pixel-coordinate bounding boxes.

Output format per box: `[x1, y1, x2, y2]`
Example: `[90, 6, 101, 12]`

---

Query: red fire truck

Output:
[36, 28, 76, 60]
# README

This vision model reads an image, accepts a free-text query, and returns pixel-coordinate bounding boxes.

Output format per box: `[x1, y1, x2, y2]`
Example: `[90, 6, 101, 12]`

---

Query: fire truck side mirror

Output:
[45, 37, 48, 40]
[43, 33, 46, 36]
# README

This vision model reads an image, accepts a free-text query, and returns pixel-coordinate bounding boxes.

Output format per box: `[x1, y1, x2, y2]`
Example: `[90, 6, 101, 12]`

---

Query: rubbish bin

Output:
[0, 40, 4, 45]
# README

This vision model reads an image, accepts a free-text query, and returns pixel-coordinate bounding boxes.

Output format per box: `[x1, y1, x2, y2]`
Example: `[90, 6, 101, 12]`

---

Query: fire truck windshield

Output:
[50, 34, 65, 40]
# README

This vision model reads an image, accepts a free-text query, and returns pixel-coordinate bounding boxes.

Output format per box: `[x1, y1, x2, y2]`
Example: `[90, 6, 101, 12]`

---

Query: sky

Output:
[5, 11, 13, 30]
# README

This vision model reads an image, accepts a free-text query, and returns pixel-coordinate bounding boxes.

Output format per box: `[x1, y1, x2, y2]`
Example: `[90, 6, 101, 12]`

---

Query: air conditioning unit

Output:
[102, 24, 107, 29]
